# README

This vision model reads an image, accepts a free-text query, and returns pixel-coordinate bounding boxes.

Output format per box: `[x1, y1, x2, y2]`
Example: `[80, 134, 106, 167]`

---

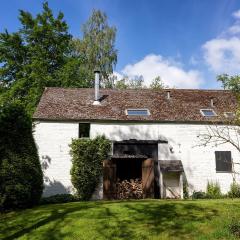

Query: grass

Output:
[1, 199, 240, 240]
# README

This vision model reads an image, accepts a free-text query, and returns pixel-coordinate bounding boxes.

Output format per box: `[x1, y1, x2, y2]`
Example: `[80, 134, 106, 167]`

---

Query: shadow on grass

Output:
[1, 203, 99, 240]
[1, 200, 220, 240]
[95, 201, 219, 239]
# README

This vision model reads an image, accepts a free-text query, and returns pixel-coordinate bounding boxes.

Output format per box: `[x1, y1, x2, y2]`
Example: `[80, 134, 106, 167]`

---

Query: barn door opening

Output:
[115, 158, 143, 199]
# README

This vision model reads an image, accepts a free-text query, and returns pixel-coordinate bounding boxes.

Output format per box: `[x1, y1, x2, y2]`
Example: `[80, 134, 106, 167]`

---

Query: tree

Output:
[217, 74, 240, 92]
[115, 78, 128, 90]
[0, 2, 72, 115]
[128, 75, 144, 89]
[114, 75, 145, 89]
[80, 10, 117, 85]
[150, 76, 167, 89]
[0, 102, 43, 210]
[0, 4, 119, 115]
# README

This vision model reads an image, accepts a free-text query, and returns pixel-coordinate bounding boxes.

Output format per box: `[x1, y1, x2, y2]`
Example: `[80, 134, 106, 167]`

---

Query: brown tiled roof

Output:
[33, 87, 237, 122]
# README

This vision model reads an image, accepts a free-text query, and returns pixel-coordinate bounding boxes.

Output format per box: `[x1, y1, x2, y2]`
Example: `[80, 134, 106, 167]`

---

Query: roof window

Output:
[224, 112, 235, 119]
[200, 109, 217, 117]
[126, 109, 150, 116]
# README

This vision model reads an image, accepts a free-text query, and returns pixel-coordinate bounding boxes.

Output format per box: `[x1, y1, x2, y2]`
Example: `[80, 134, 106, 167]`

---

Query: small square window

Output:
[126, 109, 150, 116]
[79, 123, 90, 138]
[200, 109, 217, 117]
[215, 151, 232, 172]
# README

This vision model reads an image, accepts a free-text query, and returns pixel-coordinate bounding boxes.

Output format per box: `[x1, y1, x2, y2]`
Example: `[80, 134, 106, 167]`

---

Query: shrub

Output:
[70, 135, 111, 200]
[40, 194, 78, 205]
[192, 191, 206, 199]
[206, 181, 222, 199]
[229, 217, 240, 237]
[0, 102, 43, 210]
[183, 181, 189, 199]
[228, 182, 240, 198]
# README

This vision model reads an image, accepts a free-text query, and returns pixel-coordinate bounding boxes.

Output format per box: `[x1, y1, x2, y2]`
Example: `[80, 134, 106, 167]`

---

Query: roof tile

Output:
[33, 87, 238, 122]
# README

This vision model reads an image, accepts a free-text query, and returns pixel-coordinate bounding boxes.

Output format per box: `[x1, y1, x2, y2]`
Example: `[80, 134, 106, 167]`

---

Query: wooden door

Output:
[142, 158, 154, 198]
[103, 159, 116, 200]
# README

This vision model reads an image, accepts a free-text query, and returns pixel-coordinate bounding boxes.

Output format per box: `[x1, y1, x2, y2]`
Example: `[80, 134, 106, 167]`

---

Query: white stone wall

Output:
[33, 121, 78, 197]
[34, 121, 240, 197]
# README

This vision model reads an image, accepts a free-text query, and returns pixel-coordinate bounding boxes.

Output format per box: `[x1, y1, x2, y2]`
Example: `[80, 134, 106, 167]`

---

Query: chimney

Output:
[210, 97, 214, 107]
[93, 68, 101, 105]
[166, 90, 171, 100]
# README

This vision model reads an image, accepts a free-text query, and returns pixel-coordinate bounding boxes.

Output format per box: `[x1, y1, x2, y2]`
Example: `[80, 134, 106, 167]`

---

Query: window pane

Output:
[201, 109, 216, 117]
[215, 151, 232, 172]
[79, 123, 90, 138]
[127, 109, 149, 116]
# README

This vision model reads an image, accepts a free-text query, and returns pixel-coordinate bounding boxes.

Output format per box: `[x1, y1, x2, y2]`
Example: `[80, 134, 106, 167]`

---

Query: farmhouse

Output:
[33, 72, 239, 199]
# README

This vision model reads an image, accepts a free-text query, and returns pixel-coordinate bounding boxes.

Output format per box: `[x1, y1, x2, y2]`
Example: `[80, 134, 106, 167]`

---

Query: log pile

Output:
[116, 178, 143, 199]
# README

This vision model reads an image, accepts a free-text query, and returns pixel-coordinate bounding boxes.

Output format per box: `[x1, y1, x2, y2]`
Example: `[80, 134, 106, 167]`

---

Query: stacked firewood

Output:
[116, 178, 143, 199]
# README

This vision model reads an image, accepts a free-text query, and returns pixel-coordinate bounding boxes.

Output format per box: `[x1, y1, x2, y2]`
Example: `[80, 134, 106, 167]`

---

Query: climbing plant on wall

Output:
[70, 135, 111, 200]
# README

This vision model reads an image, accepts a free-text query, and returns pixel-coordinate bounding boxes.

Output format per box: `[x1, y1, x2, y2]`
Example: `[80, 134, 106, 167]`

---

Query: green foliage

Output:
[70, 135, 111, 200]
[228, 182, 240, 198]
[150, 76, 167, 89]
[0, 4, 119, 114]
[56, 57, 94, 88]
[114, 75, 168, 90]
[115, 75, 145, 89]
[228, 217, 240, 238]
[0, 102, 43, 210]
[206, 181, 222, 199]
[0, 2, 72, 115]
[217, 74, 240, 92]
[80, 9, 117, 85]
[183, 181, 189, 199]
[191, 191, 206, 199]
[40, 194, 78, 205]
[128, 75, 145, 89]
[115, 79, 128, 90]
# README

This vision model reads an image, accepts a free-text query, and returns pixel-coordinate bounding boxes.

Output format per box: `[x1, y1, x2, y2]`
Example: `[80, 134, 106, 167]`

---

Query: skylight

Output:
[224, 112, 235, 119]
[200, 109, 217, 117]
[126, 109, 150, 116]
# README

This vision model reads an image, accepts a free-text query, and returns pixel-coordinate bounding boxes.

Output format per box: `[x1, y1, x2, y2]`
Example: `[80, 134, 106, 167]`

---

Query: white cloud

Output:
[202, 9, 240, 74]
[233, 9, 240, 19]
[203, 37, 240, 73]
[115, 54, 203, 88]
[228, 24, 240, 34]
[112, 71, 123, 80]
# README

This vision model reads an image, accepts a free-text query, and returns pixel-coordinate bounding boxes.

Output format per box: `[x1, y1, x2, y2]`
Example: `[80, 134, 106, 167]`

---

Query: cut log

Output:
[116, 178, 143, 199]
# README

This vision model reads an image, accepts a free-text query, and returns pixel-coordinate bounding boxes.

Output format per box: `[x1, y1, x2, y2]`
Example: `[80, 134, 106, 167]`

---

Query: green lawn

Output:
[1, 199, 240, 240]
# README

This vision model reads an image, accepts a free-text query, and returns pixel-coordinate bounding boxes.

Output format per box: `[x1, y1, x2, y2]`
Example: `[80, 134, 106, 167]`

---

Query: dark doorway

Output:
[116, 158, 142, 181]
[103, 140, 161, 200]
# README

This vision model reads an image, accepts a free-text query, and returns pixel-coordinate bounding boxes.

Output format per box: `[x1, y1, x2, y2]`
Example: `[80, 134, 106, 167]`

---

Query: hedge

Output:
[0, 102, 43, 210]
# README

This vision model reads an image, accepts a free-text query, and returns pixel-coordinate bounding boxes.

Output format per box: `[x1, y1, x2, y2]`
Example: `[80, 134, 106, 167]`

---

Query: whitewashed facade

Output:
[34, 121, 240, 198]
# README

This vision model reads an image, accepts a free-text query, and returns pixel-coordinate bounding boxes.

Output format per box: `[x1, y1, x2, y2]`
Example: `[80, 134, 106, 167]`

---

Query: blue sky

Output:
[1, 0, 240, 89]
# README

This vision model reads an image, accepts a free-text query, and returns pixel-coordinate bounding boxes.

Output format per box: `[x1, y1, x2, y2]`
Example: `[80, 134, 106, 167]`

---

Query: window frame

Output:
[125, 109, 150, 116]
[224, 112, 235, 119]
[200, 109, 217, 117]
[215, 151, 232, 173]
[78, 123, 90, 138]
